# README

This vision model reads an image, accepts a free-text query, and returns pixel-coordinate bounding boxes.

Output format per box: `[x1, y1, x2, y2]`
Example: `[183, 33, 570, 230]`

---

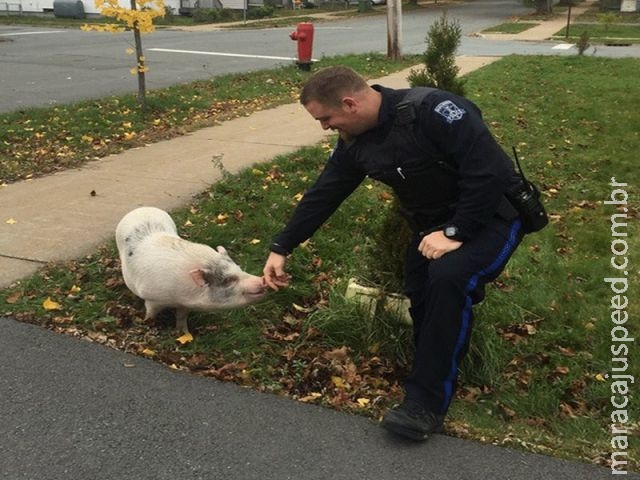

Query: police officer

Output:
[263, 66, 524, 441]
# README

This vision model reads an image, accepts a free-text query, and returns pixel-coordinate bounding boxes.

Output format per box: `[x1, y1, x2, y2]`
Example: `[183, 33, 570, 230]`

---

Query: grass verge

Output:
[1, 54, 639, 471]
[554, 23, 640, 43]
[0, 53, 419, 184]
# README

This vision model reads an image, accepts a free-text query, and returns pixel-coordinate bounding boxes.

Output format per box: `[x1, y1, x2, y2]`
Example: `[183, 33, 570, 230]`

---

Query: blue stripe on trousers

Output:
[440, 219, 523, 413]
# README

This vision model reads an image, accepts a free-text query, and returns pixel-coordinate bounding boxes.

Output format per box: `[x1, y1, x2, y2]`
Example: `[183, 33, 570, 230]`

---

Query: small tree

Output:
[83, 0, 165, 110]
[407, 12, 465, 96]
[576, 31, 591, 55]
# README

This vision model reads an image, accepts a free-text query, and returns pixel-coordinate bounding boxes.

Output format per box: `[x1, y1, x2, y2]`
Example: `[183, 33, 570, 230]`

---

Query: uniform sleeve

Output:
[270, 142, 366, 255]
[418, 92, 515, 239]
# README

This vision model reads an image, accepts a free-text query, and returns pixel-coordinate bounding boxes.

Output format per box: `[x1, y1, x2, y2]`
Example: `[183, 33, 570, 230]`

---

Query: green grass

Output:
[480, 4, 640, 43]
[555, 23, 640, 42]
[482, 22, 539, 34]
[1, 55, 639, 471]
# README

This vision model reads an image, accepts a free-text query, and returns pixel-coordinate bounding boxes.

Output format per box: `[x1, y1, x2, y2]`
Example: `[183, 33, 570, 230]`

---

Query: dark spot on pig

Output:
[202, 260, 238, 294]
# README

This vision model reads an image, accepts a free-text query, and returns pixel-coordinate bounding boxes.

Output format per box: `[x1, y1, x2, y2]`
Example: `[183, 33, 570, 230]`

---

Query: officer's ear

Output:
[341, 96, 358, 113]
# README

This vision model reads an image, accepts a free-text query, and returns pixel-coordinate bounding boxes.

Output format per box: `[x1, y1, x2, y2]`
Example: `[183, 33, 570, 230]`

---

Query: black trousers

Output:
[403, 217, 524, 415]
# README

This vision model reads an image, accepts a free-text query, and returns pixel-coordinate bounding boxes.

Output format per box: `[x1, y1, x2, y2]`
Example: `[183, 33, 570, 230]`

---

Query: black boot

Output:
[381, 399, 444, 441]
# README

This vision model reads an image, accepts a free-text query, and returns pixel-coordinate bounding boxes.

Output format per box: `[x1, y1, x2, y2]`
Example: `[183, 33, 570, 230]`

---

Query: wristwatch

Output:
[443, 224, 463, 241]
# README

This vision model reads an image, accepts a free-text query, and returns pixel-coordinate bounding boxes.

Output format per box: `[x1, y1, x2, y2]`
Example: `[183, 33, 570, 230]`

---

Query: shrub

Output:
[408, 12, 466, 96]
[576, 30, 591, 54]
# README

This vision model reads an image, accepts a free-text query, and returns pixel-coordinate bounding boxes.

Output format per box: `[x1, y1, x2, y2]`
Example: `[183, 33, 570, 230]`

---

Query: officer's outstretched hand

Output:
[263, 252, 292, 291]
[418, 231, 462, 260]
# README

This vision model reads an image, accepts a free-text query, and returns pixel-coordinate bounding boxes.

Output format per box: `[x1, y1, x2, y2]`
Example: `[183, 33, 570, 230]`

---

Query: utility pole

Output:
[386, 0, 402, 59]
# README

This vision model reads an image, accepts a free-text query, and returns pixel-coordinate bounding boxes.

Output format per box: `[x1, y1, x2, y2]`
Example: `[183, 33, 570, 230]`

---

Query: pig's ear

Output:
[216, 246, 231, 259]
[190, 269, 209, 288]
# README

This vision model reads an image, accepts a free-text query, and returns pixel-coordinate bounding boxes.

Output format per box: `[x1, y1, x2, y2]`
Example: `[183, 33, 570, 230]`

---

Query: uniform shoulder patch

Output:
[434, 100, 466, 124]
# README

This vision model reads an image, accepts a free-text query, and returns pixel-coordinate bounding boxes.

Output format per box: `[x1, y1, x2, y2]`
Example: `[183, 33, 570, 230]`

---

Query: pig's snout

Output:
[245, 276, 268, 298]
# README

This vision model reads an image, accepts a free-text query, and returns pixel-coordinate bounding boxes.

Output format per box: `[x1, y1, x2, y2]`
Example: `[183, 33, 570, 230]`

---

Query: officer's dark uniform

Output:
[270, 85, 524, 417]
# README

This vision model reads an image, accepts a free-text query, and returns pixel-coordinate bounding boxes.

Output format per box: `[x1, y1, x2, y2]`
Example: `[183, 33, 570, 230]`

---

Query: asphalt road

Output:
[2, 0, 639, 113]
[2, 319, 632, 480]
[0, 0, 534, 112]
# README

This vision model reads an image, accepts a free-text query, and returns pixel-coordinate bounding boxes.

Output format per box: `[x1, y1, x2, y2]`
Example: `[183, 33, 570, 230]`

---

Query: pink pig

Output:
[116, 206, 266, 333]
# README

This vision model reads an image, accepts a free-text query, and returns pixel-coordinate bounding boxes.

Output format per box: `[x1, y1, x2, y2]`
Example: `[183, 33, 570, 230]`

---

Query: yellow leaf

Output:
[125, 48, 135, 55]
[249, 238, 261, 245]
[69, 285, 81, 293]
[141, 348, 155, 357]
[331, 376, 346, 388]
[5, 218, 17, 225]
[43, 297, 62, 311]
[595, 373, 606, 382]
[176, 332, 194, 345]
[357, 398, 370, 407]
[299, 392, 322, 403]
[293, 193, 304, 202]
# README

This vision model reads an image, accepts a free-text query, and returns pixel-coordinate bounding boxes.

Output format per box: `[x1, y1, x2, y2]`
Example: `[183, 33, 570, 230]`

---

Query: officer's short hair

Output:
[300, 66, 368, 108]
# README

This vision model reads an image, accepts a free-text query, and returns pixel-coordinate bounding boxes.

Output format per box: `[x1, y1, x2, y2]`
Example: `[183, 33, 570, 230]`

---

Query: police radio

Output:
[506, 147, 549, 234]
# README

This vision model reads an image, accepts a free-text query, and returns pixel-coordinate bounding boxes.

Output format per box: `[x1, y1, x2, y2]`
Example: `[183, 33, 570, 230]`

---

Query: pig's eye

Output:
[220, 276, 238, 287]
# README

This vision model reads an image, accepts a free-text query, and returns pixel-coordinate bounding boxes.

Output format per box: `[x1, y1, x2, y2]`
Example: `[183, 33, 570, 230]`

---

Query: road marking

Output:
[552, 43, 575, 50]
[148, 47, 317, 62]
[0, 30, 66, 36]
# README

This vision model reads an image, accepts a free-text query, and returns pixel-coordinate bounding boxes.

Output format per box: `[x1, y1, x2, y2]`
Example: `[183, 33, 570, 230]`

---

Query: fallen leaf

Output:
[299, 392, 322, 403]
[42, 297, 62, 311]
[323, 346, 349, 362]
[5, 218, 17, 225]
[176, 332, 194, 345]
[141, 348, 156, 357]
[331, 376, 347, 389]
[6, 292, 21, 304]
[356, 398, 370, 407]
[292, 303, 315, 313]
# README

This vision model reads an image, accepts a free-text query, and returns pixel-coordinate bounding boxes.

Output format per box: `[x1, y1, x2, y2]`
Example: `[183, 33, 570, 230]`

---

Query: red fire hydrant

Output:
[289, 22, 314, 71]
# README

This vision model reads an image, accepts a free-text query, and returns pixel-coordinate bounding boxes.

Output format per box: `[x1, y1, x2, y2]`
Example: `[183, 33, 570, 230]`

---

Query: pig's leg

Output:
[175, 308, 190, 333]
[144, 301, 163, 322]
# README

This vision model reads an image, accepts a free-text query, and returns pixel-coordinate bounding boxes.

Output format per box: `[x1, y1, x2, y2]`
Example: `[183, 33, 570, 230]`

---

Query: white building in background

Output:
[1, 0, 247, 16]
